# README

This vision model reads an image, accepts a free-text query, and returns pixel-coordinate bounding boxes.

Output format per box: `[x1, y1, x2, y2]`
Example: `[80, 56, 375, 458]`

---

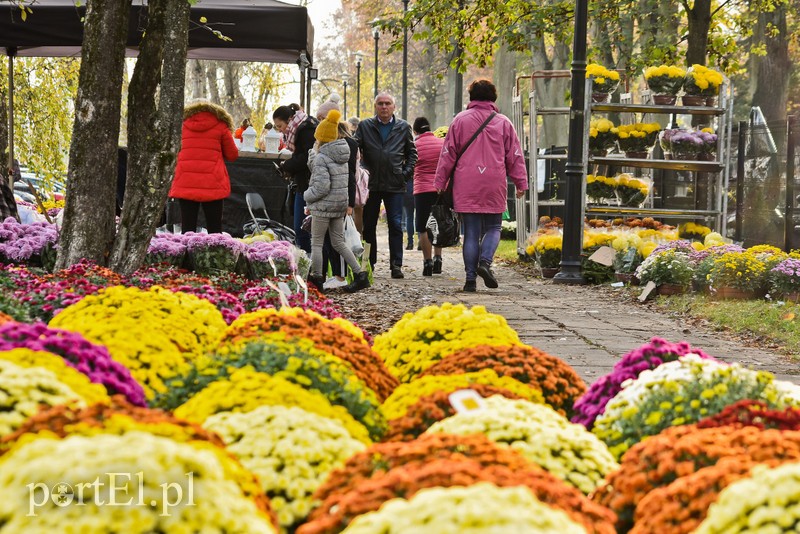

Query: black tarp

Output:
[1, 0, 314, 64]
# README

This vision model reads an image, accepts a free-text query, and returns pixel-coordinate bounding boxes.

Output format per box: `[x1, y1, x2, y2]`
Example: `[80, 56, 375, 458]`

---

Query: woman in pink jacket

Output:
[413, 117, 445, 276]
[434, 79, 527, 292]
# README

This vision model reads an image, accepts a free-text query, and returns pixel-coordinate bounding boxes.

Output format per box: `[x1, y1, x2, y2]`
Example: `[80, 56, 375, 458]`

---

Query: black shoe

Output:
[432, 256, 443, 274]
[391, 265, 405, 279]
[463, 280, 477, 292]
[422, 260, 433, 277]
[307, 273, 326, 292]
[477, 261, 499, 288]
[406, 242, 414, 250]
[344, 271, 370, 293]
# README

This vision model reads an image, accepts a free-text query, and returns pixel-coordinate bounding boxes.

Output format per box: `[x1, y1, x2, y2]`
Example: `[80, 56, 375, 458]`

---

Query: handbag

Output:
[343, 214, 364, 256]
[426, 112, 497, 248]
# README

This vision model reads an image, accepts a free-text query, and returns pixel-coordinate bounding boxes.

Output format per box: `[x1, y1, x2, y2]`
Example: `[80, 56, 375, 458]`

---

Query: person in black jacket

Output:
[273, 103, 318, 253]
[354, 92, 418, 278]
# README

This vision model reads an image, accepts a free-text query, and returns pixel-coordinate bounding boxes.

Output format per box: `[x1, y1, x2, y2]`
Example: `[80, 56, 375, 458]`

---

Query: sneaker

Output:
[432, 256, 443, 274]
[391, 265, 405, 279]
[463, 280, 477, 292]
[477, 261, 499, 288]
[323, 276, 349, 290]
[344, 271, 370, 293]
[422, 260, 433, 277]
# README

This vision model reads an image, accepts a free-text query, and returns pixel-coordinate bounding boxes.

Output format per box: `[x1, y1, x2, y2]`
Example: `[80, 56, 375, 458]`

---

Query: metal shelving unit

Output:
[584, 78, 734, 232]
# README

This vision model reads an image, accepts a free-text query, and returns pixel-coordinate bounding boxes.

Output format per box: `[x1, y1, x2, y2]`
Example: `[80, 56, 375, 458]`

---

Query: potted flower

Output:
[586, 174, 617, 204]
[528, 233, 562, 277]
[611, 234, 643, 284]
[644, 65, 686, 105]
[708, 251, 768, 299]
[668, 129, 718, 161]
[635, 249, 694, 294]
[678, 221, 712, 242]
[146, 233, 188, 268]
[769, 258, 800, 301]
[586, 63, 621, 102]
[682, 64, 724, 106]
[616, 123, 661, 159]
[589, 118, 618, 157]
[615, 173, 650, 207]
[183, 232, 247, 276]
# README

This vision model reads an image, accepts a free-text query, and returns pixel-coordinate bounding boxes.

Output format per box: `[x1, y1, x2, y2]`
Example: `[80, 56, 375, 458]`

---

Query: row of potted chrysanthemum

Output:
[568, 335, 800, 534]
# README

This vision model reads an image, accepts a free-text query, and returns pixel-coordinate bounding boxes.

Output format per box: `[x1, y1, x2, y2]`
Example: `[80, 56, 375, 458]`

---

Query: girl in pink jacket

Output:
[433, 79, 528, 292]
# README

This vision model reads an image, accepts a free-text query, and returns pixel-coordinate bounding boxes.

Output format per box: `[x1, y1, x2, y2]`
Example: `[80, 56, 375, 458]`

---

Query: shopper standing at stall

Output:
[434, 79, 527, 292]
[354, 92, 417, 278]
[169, 100, 238, 234]
[273, 103, 318, 253]
[412, 117, 445, 276]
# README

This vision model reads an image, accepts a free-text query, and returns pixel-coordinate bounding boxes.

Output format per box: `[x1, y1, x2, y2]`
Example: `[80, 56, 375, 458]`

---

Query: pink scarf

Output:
[284, 110, 308, 152]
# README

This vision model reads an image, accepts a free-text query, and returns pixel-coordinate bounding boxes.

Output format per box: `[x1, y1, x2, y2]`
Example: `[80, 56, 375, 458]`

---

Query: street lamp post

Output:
[342, 72, 350, 119]
[355, 51, 364, 117]
[553, 0, 589, 284]
[372, 20, 380, 97]
[402, 0, 409, 120]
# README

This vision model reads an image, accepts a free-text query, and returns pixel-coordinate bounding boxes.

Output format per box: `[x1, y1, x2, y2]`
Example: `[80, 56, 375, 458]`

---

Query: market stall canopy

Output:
[0, 0, 314, 64]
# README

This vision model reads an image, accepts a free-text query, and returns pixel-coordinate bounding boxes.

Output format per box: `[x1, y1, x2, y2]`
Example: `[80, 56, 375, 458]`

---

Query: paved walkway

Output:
[330, 229, 800, 384]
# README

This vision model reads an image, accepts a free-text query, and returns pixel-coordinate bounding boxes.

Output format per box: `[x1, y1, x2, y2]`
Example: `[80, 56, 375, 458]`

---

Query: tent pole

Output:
[6, 47, 15, 189]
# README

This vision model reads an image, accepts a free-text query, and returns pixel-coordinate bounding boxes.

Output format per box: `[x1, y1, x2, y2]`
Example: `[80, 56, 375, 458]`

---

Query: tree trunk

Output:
[110, 0, 189, 275]
[205, 61, 221, 104]
[56, 0, 130, 269]
[189, 59, 205, 100]
[531, 37, 569, 148]
[686, 0, 712, 66]
[494, 40, 516, 116]
[751, 6, 790, 141]
[221, 63, 252, 123]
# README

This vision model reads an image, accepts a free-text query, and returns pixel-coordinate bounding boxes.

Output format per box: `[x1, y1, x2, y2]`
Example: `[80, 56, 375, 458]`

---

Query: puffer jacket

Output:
[304, 139, 351, 217]
[354, 116, 417, 193]
[170, 101, 238, 202]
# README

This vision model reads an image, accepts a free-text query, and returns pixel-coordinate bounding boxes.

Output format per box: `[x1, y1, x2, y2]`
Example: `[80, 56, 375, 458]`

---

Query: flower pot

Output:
[590, 149, 608, 158]
[592, 93, 611, 103]
[614, 272, 636, 284]
[705, 96, 718, 107]
[783, 292, 800, 302]
[541, 267, 559, 279]
[714, 286, 763, 300]
[657, 283, 687, 296]
[652, 94, 677, 105]
[681, 95, 706, 107]
[624, 151, 650, 160]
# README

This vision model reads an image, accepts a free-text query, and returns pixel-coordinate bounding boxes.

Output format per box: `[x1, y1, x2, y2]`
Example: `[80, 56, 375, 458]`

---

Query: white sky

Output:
[291, 0, 342, 47]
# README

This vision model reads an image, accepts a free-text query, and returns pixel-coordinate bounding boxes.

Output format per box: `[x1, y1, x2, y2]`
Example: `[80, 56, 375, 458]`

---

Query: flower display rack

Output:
[583, 77, 734, 233]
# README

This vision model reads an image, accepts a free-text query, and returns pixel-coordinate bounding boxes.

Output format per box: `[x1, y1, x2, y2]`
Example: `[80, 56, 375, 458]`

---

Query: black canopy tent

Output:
[1, 0, 315, 167]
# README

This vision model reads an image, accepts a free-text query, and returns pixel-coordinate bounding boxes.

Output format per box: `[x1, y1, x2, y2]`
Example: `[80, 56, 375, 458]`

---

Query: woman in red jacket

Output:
[169, 100, 239, 233]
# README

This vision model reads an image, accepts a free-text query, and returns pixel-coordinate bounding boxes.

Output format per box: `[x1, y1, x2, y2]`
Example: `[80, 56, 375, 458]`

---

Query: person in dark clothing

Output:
[353, 92, 418, 278]
[116, 147, 127, 216]
[273, 103, 318, 253]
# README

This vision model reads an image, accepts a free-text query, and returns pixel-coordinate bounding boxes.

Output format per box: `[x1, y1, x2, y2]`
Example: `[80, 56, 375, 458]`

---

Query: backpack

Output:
[354, 150, 370, 208]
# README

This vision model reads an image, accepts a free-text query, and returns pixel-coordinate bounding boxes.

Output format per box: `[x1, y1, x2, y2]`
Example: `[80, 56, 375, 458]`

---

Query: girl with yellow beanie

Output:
[304, 109, 370, 292]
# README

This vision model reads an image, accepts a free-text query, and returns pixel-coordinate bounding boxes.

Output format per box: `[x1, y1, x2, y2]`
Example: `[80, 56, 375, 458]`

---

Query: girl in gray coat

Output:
[304, 109, 369, 292]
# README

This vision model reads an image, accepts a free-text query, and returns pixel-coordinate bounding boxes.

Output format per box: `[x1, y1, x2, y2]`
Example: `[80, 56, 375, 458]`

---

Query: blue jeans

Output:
[363, 191, 404, 268]
[461, 213, 502, 281]
[293, 191, 311, 253]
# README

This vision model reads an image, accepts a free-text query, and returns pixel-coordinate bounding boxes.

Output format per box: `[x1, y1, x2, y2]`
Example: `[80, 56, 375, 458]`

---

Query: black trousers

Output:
[179, 199, 224, 233]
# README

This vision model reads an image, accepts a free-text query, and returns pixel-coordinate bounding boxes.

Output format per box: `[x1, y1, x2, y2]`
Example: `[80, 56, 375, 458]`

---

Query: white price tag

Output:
[268, 257, 277, 277]
[588, 246, 615, 267]
[265, 279, 291, 308]
[638, 281, 657, 302]
[277, 282, 293, 296]
[448, 389, 486, 414]
[294, 274, 308, 304]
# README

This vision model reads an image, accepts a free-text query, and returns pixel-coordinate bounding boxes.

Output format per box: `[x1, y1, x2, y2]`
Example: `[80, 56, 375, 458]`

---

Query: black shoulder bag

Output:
[426, 112, 497, 248]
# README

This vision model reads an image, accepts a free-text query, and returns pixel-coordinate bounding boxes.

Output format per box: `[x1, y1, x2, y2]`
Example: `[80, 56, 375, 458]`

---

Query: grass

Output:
[660, 294, 800, 357]
[495, 238, 526, 263]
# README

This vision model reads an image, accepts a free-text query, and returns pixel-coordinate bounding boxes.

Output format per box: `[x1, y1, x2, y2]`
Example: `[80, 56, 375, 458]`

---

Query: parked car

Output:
[14, 168, 66, 202]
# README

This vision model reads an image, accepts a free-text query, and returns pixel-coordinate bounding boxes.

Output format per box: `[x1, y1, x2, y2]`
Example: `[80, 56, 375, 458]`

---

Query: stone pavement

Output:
[329, 229, 800, 385]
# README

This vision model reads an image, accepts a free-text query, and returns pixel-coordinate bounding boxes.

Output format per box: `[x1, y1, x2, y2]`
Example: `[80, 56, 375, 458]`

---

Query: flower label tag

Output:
[449, 389, 486, 414]
[588, 246, 615, 267]
[639, 281, 657, 302]
[294, 274, 308, 304]
[278, 281, 293, 296]
[268, 257, 277, 277]
[265, 279, 290, 308]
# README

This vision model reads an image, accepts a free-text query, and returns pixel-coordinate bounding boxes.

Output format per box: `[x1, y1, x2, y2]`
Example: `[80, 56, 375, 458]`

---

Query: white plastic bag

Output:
[344, 215, 364, 257]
